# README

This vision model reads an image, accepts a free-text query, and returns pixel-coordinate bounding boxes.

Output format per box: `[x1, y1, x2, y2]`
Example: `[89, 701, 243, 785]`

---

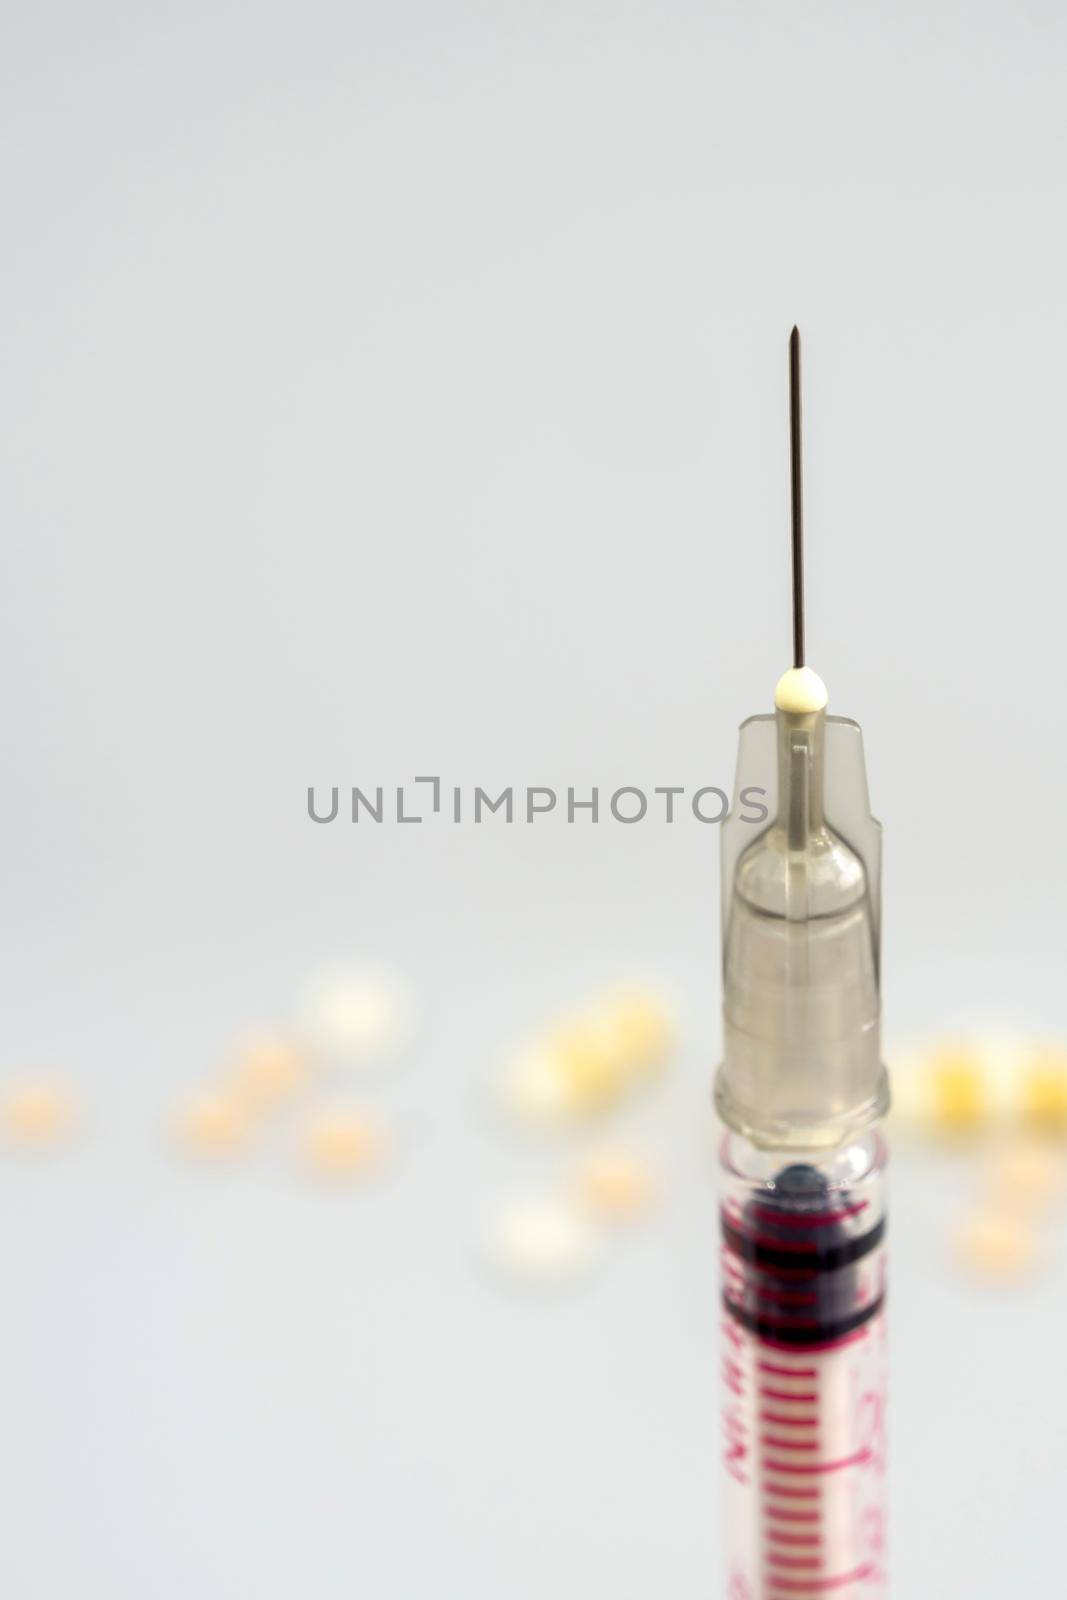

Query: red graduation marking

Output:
[758, 1361, 818, 1378]
[750, 1201, 869, 1229]
[763, 1450, 869, 1476]
[766, 1565, 875, 1594]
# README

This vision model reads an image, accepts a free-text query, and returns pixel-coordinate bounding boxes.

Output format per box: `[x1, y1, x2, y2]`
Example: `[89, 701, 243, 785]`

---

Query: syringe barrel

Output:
[720, 1129, 888, 1599]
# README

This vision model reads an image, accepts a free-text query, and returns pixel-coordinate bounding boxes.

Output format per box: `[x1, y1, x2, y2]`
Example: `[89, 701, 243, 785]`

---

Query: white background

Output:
[3, 2, 1066, 1594]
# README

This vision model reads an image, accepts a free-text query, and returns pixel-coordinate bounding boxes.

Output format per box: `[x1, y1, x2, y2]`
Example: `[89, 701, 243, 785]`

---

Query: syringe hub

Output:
[714, 682, 888, 1151]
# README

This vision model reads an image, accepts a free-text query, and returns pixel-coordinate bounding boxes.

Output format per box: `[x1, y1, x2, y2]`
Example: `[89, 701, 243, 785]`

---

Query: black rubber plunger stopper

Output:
[770, 1163, 827, 1204]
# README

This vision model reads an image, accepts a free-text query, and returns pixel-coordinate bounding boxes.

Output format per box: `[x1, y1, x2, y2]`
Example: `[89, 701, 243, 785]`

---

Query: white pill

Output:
[299, 966, 412, 1062]
[489, 1198, 601, 1282]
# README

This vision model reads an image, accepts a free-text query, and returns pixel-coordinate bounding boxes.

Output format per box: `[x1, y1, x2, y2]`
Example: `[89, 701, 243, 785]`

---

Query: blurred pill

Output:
[929, 1047, 987, 1132]
[503, 1028, 626, 1125]
[885, 1043, 930, 1127]
[550, 1024, 627, 1113]
[299, 1106, 387, 1180]
[300, 966, 412, 1062]
[892, 1037, 1067, 1137]
[590, 987, 674, 1076]
[978, 1038, 1035, 1121]
[504, 1043, 580, 1125]
[172, 1089, 252, 1158]
[951, 1208, 1042, 1281]
[1020, 1049, 1067, 1131]
[229, 1033, 311, 1110]
[575, 1149, 659, 1222]
[0, 1077, 80, 1151]
[501, 985, 673, 1129]
[489, 1197, 601, 1282]
[984, 1136, 1067, 1209]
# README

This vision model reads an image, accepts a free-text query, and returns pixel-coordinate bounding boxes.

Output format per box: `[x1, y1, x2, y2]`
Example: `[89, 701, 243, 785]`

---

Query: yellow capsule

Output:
[229, 1033, 311, 1111]
[1020, 1049, 1067, 1131]
[551, 1024, 626, 1113]
[589, 988, 674, 1077]
[929, 1047, 987, 1132]
[575, 1149, 658, 1222]
[503, 1030, 622, 1125]
[172, 1089, 252, 1158]
[0, 1077, 80, 1150]
[299, 1106, 386, 1180]
[503, 986, 674, 1128]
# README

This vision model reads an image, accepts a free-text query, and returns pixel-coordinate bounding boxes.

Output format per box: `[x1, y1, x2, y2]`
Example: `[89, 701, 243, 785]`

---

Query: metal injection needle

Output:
[789, 325, 804, 671]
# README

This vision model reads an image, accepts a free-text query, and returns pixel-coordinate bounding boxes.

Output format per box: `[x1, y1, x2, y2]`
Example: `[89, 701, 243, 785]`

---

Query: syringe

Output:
[716, 330, 889, 1599]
